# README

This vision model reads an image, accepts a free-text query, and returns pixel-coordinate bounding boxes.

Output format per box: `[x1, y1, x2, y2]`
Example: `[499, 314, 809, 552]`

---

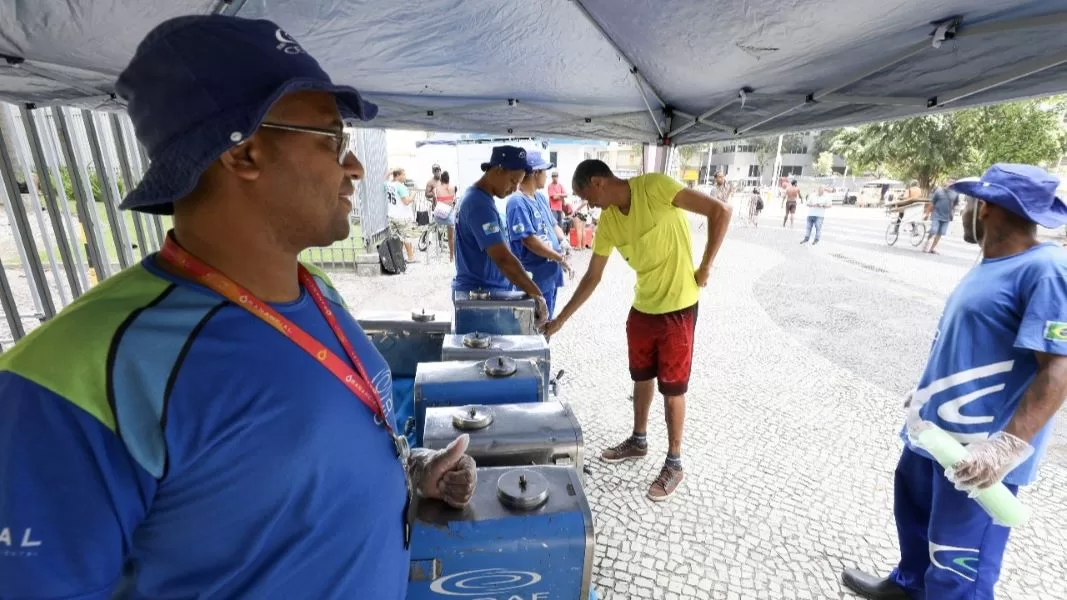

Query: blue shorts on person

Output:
[930, 219, 950, 236]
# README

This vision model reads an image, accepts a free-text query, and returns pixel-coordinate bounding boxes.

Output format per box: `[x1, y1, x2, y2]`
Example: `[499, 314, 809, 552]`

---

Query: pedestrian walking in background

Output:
[923, 177, 959, 254]
[784, 180, 799, 227]
[548, 171, 567, 227]
[800, 185, 832, 245]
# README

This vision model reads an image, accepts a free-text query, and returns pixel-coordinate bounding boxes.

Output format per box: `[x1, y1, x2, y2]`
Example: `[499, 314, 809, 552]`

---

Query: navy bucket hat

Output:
[951, 164, 1067, 229]
[116, 15, 378, 215]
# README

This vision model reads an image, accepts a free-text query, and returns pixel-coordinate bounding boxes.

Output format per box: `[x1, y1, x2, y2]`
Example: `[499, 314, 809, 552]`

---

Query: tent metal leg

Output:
[20, 105, 83, 299]
[0, 107, 56, 319]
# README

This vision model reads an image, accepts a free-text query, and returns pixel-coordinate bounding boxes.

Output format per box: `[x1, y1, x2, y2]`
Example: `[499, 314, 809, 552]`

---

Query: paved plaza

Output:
[327, 204, 1066, 600]
[0, 203, 1063, 598]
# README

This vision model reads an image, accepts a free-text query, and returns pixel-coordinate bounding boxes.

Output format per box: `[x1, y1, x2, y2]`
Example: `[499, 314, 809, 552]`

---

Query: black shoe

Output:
[812, 239, 819, 245]
[800, 239, 809, 244]
[841, 568, 910, 599]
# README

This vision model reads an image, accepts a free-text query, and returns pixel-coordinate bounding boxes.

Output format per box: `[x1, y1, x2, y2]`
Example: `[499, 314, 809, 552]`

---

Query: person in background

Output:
[784, 180, 799, 227]
[888, 180, 924, 230]
[842, 164, 1067, 600]
[749, 187, 763, 227]
[452, 145, 549, 325]
[431, 171, 457, 262]
[386, 167, 417, 262]
[569, 196, 590, 250]
[800, 185, 831, 245]
[711, 171, 732, 205]
[0, 15, 476, 600]
[548, 170, 567, 227]
[506, 151, 572, 317]
[545, 160, 732, 501]
[923, 177, 959, 254]
[425, 164, 441, 203]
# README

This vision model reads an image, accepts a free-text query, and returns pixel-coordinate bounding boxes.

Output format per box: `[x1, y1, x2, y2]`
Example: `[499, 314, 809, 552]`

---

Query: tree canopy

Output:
[829, 98, 1066, 191]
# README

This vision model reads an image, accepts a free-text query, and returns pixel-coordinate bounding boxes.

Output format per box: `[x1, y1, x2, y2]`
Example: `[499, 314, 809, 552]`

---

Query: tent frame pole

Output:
[930, 50, 1067, 107]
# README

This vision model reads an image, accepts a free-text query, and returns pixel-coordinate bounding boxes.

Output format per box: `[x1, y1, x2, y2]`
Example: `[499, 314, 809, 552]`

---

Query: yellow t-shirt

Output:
[592, 173, 700, 314]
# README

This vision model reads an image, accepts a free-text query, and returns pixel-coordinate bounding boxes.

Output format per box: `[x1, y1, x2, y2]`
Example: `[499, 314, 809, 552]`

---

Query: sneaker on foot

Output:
[601, 437, 648, 464]
[648, 465, 684, 501]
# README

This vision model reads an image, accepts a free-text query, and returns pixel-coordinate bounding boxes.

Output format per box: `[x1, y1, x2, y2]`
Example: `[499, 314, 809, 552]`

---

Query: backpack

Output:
[378, 237, 407, 275]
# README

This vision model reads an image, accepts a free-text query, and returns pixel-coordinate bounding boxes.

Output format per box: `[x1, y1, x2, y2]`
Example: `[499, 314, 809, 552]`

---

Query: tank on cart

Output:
[452, 290, 538, 336]
[441, 332, 552, 400]
[412, 357, 542, 446]
[423, 401, 584, 472]
[358, 309, 450, 446]
[407, 465, 594, 600]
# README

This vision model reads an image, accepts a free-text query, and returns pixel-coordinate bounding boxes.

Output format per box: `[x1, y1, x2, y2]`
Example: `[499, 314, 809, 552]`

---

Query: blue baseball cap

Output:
[116, 15, 378, 215]
[525, 151, 554, 171]
[951, 164, 1067, 229]
[480, 146, 531, 174]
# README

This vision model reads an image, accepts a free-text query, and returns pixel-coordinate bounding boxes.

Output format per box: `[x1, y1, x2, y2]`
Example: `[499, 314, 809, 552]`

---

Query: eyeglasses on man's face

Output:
[259, 122, 352, 165]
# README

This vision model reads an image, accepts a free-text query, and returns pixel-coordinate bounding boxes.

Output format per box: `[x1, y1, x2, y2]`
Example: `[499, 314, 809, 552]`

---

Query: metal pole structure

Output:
[53, 107, 111, 281]
[82, 110, 133, 269]
[20, 105, 82, 298]
[0, 162, 43, 316]
[0, 107, 56, 320]
[133, 138, 165, 245]
[9, 105, 69, 307]
[109, 113, 147, 258]
[772, 134, 784, 186]
[0, 259, 24, 343]
[38, 109, 92, 294]
[704, 143, 714, 186]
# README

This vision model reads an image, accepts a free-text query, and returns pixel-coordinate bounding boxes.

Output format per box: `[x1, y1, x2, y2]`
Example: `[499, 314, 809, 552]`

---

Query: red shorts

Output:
[625, 303, 698, 396]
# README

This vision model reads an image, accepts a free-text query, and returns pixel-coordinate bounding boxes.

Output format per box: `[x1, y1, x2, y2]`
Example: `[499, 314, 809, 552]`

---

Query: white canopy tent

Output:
[0, 0, 1065, 148]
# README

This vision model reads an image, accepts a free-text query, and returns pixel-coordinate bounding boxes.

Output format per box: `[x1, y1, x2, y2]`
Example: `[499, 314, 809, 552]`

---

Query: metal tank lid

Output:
[483, 356, 517, 377]
[462, 331, 492, 349]
[496, 468, 550, 511]
[411, 309, 437, 322]
[452, 405, 494, 431]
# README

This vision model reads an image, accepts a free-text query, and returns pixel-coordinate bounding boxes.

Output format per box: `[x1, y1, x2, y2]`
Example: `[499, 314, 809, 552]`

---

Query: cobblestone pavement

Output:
[0, 204, 1064, 598]
[325, 206, 1066, 600]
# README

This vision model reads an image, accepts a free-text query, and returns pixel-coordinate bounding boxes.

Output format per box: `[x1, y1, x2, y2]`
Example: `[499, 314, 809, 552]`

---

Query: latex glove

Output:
[533, 295, 550, 330]
[408, 434, 477, 508]
[560, 257, 574, 279]
[947, 431, 1034, 495]
[560, 239, 572, 255]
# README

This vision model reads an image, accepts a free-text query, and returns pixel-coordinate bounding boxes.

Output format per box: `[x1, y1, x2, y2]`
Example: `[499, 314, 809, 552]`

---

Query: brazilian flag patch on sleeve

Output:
[1044, 321, 1067, 342]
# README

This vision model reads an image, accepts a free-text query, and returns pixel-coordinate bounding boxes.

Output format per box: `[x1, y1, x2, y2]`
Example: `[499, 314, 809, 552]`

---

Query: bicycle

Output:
[885, 214, 926, 247]
[417, 221, 450, 263]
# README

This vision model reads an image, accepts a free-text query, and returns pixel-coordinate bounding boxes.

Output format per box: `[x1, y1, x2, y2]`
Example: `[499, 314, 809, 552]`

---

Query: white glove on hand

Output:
[560, 239, 572, 255]
[408, 434, 477, 508]
[947, 431, 1034, 495]
[533, 295, 550, 330]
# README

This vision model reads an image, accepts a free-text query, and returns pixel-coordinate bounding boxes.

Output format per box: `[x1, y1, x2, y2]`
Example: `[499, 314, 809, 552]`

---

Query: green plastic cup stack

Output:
[915, 426, 1031, 527]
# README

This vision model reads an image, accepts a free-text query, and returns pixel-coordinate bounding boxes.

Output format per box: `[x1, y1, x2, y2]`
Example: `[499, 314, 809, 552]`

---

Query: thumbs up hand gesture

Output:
[409, 434, 477, 508]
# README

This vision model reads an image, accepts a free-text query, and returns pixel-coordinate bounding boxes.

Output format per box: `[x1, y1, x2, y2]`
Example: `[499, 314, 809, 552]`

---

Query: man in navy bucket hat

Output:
[453, 144, 551, 325]
[0, 15, 476, 600]
[843, 164, 1067, 600]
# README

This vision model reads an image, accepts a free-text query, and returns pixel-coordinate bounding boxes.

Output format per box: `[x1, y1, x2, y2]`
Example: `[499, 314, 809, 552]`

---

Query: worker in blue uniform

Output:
[505, 151, 572, 316]
[452, 145, 549, 326]
[842, 164, 1067, 599]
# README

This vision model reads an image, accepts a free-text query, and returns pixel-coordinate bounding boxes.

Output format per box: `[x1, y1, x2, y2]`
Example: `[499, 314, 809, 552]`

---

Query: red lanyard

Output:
[158, 232, 391, 433]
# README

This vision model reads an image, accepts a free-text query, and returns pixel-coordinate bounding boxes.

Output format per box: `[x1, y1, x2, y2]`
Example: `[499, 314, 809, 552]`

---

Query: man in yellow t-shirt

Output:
[544, 159, 732, 501]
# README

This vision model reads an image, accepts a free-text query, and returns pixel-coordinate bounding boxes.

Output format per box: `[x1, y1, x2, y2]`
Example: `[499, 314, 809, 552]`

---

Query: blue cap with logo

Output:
[951, 164, 1067, 229]
[480, 145, 532, 174]
[525, 151, 554, 172]
[115, 15, 378, 215]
